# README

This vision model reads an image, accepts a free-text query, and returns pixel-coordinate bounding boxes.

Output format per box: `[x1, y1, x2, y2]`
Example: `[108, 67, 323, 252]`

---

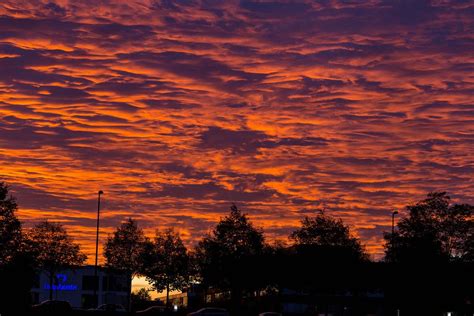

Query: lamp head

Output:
[98, 190, 104, 195]
[393, 210, 398, 215]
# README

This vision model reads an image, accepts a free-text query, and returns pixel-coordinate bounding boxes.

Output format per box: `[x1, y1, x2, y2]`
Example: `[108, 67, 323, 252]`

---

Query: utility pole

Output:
[94, 190, 104, 307]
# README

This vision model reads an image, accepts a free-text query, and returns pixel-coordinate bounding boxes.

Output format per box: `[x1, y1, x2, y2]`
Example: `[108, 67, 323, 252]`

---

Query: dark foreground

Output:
[2, 262, 473, 316]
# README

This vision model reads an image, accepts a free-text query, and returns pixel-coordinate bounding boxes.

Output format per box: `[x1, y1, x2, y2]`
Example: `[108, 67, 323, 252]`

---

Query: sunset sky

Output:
[1, 0, 473, 262]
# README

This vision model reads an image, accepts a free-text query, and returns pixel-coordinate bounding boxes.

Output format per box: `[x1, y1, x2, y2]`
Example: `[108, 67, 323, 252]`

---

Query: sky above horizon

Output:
[1, 0, 473, 261]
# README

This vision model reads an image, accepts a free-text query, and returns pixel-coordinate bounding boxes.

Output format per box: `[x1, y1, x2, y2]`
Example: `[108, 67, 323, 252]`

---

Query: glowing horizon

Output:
[1, 1, 473, 261]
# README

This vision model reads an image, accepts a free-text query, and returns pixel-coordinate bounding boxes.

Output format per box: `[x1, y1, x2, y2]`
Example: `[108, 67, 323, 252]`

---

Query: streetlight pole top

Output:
[391, 210, 398, 235]
[98, 190, 104, 195]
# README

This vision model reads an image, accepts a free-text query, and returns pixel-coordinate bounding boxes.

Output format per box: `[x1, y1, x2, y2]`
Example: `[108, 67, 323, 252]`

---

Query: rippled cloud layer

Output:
[1, 0, 473, 259]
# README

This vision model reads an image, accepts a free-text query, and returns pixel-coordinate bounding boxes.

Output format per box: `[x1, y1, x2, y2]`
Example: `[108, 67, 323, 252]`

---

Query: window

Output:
[103, 275, 128, 291]
[82, 275, 99, 291]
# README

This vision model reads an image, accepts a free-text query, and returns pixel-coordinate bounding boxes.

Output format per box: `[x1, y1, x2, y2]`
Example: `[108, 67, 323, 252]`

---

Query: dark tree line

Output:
[0, 182, 86, 315]
[1, 180, 474, 315]
[98, 191, 474, 314]
[102, 203, 372, 313]
[384, 192, 474, 263]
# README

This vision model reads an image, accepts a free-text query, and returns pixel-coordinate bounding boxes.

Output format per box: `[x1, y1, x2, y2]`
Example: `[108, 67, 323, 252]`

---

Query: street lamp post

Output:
[392, 210, 399, 316]
[94, 190, 104, 307]
[392, 210, 398, 235]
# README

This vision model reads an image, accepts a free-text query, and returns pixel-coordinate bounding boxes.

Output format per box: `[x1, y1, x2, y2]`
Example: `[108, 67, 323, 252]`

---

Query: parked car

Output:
[31, 300, 73, 314]
[88, 304, 127, 315]
[135, 306, 171, 315]
[187, 308, 229, 316]
[259, 313, 282, 316]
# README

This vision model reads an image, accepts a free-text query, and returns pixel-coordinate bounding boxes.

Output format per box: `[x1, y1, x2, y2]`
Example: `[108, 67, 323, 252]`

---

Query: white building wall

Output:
[31, 266, 130, 309]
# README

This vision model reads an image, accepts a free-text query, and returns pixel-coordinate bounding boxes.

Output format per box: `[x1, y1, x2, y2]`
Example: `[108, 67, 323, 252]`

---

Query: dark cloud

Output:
[240, 1, 312, 18]
[141, 99, 201, 109]
[0, 116, 106, 149]
[10, 183, 93, 213]
[199, 126, 268, 153]
[144, 182, 278, 202]
[200, 126, 329, 154]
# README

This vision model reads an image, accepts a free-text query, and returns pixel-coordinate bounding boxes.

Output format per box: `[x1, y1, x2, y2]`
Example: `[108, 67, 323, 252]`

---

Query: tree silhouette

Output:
[132, 287, 152, 301]
[27, 221, 87, 300]
[0, 183, 36, 316]
[142, 228, 189, 307]
[104, 218, 147, 309]
[290, 211, 368, 262]
[131, 287, 152, 310]
[0, 182, 22, 266]
[384, 192, 474, 263]
[195, 204, 265, 307]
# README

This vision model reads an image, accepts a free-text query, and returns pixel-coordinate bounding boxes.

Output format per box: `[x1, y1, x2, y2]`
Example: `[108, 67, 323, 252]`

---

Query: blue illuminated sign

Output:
[43, 274, 78, 291]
